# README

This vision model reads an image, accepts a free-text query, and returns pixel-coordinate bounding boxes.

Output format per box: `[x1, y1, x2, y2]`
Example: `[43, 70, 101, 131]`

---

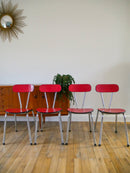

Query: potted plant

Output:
[53, 74, 75, 103]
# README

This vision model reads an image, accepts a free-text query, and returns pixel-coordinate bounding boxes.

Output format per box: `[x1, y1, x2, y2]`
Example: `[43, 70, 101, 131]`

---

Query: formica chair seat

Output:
[36, 108, 61, 114]
[68, 108, 93, 114]
[97, 108, 125, 114]
[5, 108, 33, 114]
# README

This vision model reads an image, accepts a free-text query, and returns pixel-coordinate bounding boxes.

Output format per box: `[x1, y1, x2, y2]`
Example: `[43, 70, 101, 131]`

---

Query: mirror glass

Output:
[1, 15, 13, 28]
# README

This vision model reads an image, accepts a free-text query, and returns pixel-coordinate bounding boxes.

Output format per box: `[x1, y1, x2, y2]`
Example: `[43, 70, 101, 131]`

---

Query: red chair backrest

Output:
[39, 84, 61, 92]
[13, 84, 34, 92]
[96, 84, 119, 93]
[69, 84, 91, 92]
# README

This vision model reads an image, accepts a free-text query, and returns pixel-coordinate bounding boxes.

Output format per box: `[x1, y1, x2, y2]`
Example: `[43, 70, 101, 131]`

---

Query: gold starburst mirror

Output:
[0, 0, 26, 41]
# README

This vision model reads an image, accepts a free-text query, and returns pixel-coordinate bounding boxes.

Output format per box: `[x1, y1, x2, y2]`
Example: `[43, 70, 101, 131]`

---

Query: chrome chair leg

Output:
[94, 110, 99, 131]
[58, 113, 64, 145]
[3, 113, 7, 145]
[115, 114, 117, 133]
[89, 113, 92, 132]
[26, 114, 32, 145]
[32, 110, 35, 123]
[34, 113, 39, 145]
[65, 113, 71, 145]
[90, 113, 96, 146]
[14, 114, 18, 132]
[99, 114, 104, 146]
[69, 113, 72, 132]
[123, 114, 129, 147]
[41, 113, 43, 132]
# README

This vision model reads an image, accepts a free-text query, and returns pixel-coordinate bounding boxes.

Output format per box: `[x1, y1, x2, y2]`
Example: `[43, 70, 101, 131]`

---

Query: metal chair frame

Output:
[65, 84, 96, 146]
[95, 84, 129, 147]
[34, 84, 64, 145]
[3, 84, 34, 145]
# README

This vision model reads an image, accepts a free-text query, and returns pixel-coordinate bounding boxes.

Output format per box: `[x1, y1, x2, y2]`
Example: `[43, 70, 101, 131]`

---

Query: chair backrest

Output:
[13, 84, 34, 109]
[69, 84, 92, 108]
[39, 84, 61, 108]
[95, 84, 119, 108]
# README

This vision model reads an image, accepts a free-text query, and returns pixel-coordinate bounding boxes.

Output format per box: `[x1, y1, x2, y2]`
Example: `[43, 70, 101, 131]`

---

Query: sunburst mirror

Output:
[0, 0, 26, 42]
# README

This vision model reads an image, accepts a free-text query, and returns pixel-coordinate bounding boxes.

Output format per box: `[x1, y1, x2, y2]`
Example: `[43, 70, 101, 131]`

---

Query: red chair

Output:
[34, 84, 64, 145]
[95, 84, 129, 147]
[3, 84, 34, 145]
[65, 84, 96, 146]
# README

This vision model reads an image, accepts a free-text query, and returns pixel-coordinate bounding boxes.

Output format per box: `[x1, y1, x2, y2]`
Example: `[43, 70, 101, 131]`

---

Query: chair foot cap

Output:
[41, 130, 43, 132]
[3, 143, 5, 145]
[15, 130, 18, 132]
[69, 130, 71, 132]
[99, 144, 101, 146]
[37, 130, 39, 132]
[34, 143, 37, 145]
[115, 131, 117, 133]
[90, 130, 92, 132]
[127, 144, 129, 147]
[65, 143, 68, 145]
[61, 143, 64, 145]
[30, 143, 32, 145]
[94, 144, 96, 146]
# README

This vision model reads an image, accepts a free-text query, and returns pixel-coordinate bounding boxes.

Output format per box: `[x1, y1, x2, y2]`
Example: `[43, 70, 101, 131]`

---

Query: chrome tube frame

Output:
[115, 114, 117, 133]
[90, 113, 96, 146]
[26, 113, 32, 145]
[41, 113, 43, 131]
[14, 114, 17, 132]
[123, 114, 129, 147]
[65, 113, 71, 145]
[58, 112, 64, 145]
[3, 113, 7, 145]
[94, 110, 99, 131]
[99, 113, 104, 146]
[89, 113, 92, 132]
[34, 113, 39, 145]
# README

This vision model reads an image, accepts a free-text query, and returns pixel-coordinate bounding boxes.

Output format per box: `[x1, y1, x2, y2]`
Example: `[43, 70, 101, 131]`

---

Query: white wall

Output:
[0, 0, 130, 120]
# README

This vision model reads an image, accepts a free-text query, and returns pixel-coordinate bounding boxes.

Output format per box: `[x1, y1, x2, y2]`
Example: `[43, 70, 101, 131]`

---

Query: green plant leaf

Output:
[53, 73, 75, 103]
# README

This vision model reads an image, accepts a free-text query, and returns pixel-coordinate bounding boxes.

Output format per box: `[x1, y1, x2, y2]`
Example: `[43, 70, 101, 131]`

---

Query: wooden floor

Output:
[0, 121, 130, 173]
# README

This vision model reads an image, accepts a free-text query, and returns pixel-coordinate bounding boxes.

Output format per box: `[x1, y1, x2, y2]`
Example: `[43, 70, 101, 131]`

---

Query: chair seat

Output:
[68, 108, 93, 114]
[5, 108, 33, 114]
[98, 108, 125, 114]
[36, 108, 62, 114]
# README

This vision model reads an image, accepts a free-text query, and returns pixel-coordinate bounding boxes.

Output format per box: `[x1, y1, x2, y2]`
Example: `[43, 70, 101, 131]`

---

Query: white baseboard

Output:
[0, 114, 130, 122]
[45, 114, 130, 122]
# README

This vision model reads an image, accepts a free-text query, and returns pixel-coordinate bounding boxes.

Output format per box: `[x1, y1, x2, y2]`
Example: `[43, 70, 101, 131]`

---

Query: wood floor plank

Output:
[104, 158, 117, 173]
[93, 147, 109, 173]
[74, 158, 82, 173]
[0, 122, 129, 173]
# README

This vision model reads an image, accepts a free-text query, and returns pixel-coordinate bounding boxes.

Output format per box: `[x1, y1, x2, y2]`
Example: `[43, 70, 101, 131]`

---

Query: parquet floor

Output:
[0, 121, 130, 173]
